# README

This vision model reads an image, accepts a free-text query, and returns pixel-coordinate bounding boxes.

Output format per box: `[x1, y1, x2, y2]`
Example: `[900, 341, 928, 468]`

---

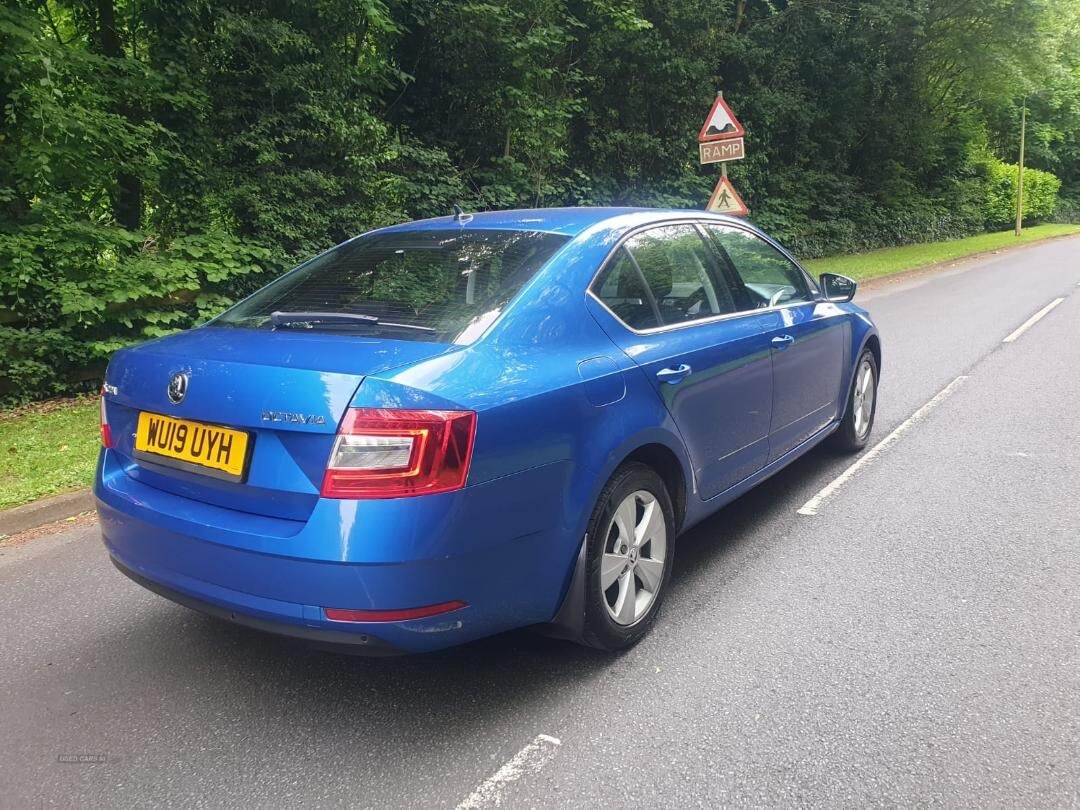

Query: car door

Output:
[704, 223, 849, 461]
[588, 222, 776, 500]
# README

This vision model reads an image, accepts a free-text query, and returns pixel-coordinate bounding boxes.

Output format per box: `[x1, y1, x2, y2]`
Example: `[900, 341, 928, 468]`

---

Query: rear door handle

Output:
[771, 335, 795, 350]
[656, 364, 692, 384]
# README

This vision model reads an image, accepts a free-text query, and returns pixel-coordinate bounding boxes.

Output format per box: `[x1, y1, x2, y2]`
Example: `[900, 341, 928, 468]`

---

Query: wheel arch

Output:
[621, 442, 688, 534]
[861, 332, 882, 375]
[840, 328, 881, 409]
[543, 428, 692, 643]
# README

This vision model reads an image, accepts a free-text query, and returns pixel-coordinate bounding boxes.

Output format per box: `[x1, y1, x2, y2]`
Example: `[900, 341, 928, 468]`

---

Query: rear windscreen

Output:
[213, 229, 570, 344]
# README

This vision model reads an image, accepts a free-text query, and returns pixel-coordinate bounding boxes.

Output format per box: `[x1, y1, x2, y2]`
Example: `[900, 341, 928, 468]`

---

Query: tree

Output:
[1, 0, 1078, 403]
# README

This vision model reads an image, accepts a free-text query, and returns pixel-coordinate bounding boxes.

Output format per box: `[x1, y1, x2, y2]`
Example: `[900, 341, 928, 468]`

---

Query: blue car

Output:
[96, 208, 880, 654]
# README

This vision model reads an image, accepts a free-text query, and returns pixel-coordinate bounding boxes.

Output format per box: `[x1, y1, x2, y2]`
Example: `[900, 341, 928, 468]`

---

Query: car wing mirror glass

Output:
[819, 272, 856, 303]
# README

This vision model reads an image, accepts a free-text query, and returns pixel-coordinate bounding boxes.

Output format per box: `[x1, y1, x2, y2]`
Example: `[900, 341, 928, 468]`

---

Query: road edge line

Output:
[456, 733, 562, 809]
[797, 375, 968, 517]
[1002, 297, 1065, 343]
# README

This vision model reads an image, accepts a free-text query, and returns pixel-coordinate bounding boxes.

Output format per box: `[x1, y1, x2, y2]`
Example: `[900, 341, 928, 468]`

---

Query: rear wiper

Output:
[271, 311, 379, 327]
[269, 311, 435, 333]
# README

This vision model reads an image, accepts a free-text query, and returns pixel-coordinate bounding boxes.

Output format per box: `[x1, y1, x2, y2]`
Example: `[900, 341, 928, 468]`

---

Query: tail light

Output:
[321, 408, 477, 499]
[100, 386, 113, 448]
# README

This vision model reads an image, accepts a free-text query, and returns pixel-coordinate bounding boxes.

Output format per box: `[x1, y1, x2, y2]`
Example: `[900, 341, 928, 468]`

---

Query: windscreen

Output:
[213, 229, 570, 344]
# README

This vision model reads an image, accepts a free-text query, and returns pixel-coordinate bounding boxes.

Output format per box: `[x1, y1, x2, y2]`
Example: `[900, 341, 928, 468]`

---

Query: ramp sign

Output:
[698, 93, 746, 165]
[698, 95, 745, 142]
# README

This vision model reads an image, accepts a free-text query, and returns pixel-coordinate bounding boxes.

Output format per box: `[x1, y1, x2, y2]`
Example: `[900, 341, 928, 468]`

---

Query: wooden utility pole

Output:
[1015, 102, 1027, 237]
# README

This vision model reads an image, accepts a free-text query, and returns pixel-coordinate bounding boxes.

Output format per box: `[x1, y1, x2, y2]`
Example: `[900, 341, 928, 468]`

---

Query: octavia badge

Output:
[167, 372, 188, 405]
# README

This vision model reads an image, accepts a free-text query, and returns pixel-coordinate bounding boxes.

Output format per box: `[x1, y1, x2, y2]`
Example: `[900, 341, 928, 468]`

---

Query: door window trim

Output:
[587, 217, 824, 336]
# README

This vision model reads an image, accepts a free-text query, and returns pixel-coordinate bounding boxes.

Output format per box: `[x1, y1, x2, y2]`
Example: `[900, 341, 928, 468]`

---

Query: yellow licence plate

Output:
[134, 412, 250, 481]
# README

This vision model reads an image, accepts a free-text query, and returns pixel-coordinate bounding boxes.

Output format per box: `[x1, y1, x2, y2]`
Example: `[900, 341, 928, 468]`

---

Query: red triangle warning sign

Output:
[698, 94, 745, 143]
[706, 175, 748, 216]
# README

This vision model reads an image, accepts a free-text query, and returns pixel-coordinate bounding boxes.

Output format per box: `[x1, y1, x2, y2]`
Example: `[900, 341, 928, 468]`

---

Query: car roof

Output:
[371, 207, 755, 238]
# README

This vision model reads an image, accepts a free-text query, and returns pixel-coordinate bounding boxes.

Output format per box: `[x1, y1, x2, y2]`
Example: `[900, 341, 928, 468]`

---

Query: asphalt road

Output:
[3, 236, 1079, 808]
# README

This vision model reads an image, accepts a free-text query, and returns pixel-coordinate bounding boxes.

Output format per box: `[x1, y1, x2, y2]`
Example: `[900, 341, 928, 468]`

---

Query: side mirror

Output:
[819, 272, 856, 303]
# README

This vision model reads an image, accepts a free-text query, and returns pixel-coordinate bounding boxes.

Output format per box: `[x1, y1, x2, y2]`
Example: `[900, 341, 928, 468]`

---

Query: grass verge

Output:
[0, 396, 100, 510]
[803, 223, 1080, 282]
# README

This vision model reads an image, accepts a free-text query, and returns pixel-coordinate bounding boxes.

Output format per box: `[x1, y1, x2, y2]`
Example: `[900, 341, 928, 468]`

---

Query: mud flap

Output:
[537, 535, 588, 642]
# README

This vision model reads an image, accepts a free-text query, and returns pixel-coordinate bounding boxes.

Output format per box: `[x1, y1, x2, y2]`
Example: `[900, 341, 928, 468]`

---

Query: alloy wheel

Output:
[852, 358, 875, 438]
[600, 490, 668, 626]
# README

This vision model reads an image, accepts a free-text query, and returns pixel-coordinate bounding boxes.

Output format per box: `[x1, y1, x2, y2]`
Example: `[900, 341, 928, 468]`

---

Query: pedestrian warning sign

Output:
[706, 175, 748, 216]
[698, 94, 745, 143]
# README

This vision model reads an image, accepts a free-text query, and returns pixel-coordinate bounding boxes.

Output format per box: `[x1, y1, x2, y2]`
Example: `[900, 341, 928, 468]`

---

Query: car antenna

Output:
[452, 203, 473, 225]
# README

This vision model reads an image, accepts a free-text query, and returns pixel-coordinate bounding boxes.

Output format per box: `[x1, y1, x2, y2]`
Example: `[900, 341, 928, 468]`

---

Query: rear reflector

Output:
[321, 408, 476, 499]
[323, 600, 467, 623]
[100, 388, 113, 449]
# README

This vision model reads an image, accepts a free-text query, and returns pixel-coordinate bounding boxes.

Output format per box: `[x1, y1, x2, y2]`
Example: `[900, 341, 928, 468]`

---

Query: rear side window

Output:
[214, 229, 569, 344]
[593, 223, 735, 330]
[593, 248, 660, 330]
[705, 225, 812, 309]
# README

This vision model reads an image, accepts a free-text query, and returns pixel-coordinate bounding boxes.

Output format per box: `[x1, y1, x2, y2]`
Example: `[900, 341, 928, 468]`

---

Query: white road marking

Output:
[798, 376, 968, 516]
[1002, 297, 1065, 343]
[456, 734, 561, 809]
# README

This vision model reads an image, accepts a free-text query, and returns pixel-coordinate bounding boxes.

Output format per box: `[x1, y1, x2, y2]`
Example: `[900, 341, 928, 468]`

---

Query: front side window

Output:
[706, 225, 813, 309]
[213, 229, 569, 344]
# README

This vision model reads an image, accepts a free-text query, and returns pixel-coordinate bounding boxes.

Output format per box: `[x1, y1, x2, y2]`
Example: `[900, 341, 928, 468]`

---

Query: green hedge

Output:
[1052, 185, 1080, 224]
[984, 158, 1060, 227]
[0, 221, 281, 401]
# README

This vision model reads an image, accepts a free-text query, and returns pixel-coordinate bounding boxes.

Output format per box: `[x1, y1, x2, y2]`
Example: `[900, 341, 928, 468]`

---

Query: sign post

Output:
[1015, 101, 1027, 237]
[698, 91, 748, 216]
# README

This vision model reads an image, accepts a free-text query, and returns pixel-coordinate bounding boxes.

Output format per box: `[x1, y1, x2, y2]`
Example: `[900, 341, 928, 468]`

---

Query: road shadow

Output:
[669, 443, 834, 587]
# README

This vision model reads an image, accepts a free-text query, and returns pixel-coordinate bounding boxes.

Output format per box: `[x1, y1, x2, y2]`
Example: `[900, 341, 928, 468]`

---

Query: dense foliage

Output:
[985, 160, 1061, 226]
[2, 0, 1079, 403]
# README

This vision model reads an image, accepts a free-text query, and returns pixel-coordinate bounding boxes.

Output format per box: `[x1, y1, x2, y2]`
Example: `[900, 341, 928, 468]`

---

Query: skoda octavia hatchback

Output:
[96, 208, 880, 654]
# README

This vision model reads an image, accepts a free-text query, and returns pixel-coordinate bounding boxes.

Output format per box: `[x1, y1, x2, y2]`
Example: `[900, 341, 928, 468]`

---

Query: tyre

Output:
[581, 462, 675, 651]
[829, 348, 878, 453]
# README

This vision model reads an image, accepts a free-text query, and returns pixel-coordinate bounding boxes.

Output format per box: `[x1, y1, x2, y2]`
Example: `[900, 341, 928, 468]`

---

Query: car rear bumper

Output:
[110, 556, 405, 655]
[96, 449, 578, 654]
